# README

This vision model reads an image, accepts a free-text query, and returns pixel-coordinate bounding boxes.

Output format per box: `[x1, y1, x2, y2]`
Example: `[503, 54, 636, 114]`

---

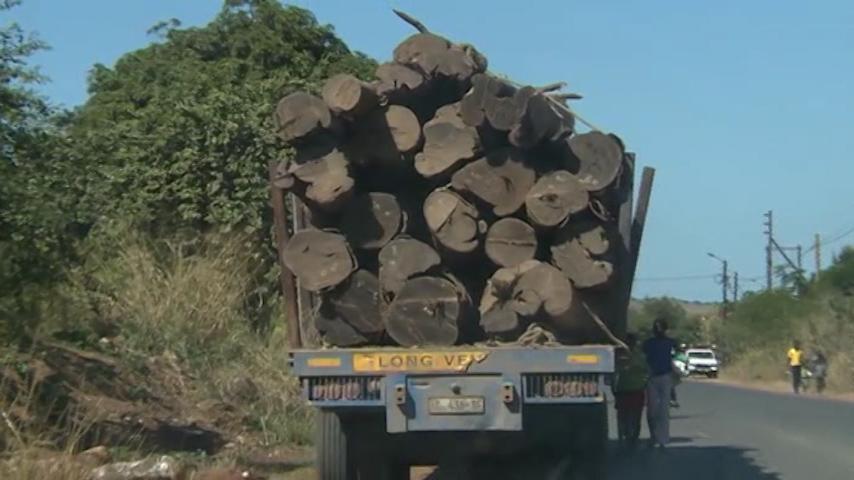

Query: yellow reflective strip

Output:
[307, 357, 342, 368]
[567, 354, 599, 365]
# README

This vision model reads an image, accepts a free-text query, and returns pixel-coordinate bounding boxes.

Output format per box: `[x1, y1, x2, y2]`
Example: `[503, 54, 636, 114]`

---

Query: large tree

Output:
[1, 0, 376, 340]
[70, 0, 375, 235]
[1, 0, 75, 335]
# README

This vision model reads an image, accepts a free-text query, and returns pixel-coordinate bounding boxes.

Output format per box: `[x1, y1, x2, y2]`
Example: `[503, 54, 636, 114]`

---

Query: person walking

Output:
[643, 318, 677, 448]
[811, 351, 828, 394]
[614, 333, 648, 450]
[787, 340, 804, 394]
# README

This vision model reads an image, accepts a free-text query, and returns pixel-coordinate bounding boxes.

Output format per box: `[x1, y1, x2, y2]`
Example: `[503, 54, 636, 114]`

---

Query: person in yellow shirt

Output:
[787, 340, 804, 394]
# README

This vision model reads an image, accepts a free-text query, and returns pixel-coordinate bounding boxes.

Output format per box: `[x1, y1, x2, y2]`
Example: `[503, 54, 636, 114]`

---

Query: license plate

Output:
[428, 396, 485, 415]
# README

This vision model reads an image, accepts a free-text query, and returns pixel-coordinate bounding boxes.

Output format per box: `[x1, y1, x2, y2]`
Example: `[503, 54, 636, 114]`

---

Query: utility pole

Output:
[708, 253, 729, 317]
[796, 245, 803, 274]
[733, 272, 739, 302]
[722, 260, 729, 307]
[763, 211, 773, 290]
[815, 233, 821, 279]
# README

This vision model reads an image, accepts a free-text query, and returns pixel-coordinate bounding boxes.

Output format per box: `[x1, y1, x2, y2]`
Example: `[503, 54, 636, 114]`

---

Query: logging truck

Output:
[271, 161, 653, 480]
[266, 9, 655, 478]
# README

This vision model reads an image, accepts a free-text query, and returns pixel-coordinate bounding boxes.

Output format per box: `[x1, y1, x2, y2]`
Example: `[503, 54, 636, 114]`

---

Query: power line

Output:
[635, 274, 717, 282]
[823, 226, 854, 247]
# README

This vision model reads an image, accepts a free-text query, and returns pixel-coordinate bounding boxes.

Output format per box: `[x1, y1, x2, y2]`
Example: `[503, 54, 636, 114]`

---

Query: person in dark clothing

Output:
[643, 318, 677, 448]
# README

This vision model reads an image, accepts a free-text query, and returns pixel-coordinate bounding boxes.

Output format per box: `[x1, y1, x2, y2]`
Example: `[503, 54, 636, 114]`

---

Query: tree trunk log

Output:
[485, 218, 537, 267]
[525, 170, 589, 228]
[339, 192, 405, 250]
[275, 92, 335, 143]
[322, 73, 379, 117]
[561, 132, 624, 192]
[283, 229, 357, 292]
[315, 300, 369, 347]
[423, 188, 485, 254]
[326, 270, 384, 338]
[378, 237, 442, 302]
[415, 103, 481, 179]
[393, 33, 486, 84]
[478, 260, 540, 338]
[508, 89, 574, 148]
[350, 105, 422, 166]
[460, 74, 517, 129]
[375, 63, 427, 103]
[550, 233, 614, 290]
[385, 275, 469, 346]
[515, 262, 574, 318]
[451, 148, 536, 216]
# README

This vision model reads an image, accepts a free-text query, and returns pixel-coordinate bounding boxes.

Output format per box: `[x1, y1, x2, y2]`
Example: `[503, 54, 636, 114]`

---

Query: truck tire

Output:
[317, 410, 354, 480]
[573, 402, 608, 480]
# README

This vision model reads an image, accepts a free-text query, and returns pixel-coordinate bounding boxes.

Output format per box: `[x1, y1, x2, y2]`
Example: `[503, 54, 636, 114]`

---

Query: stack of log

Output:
[273, 11, 630, 348]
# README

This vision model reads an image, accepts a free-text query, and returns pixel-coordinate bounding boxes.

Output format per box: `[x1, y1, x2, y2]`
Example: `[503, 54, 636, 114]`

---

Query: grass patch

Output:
[718, 290, 854, 392]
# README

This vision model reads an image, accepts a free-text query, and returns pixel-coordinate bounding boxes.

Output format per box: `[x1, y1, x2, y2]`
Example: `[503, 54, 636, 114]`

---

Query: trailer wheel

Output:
[317, 410, 354, 480]
[573, 402, 608, 480]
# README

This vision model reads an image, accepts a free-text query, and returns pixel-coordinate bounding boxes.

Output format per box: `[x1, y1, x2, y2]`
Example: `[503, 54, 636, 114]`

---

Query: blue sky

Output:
[8, 0, 854, 301]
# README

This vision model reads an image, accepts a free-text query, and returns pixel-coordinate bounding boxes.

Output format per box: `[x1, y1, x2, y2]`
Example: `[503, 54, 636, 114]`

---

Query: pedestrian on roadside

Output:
[787, 340, 804, 394]
[614, 333, 648, 450]
[811, 351, 828, 394]
[643, 318, 677, 448]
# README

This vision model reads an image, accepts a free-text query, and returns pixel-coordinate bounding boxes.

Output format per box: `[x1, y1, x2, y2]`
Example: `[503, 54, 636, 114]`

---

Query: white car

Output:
[685, 348, 720, 378]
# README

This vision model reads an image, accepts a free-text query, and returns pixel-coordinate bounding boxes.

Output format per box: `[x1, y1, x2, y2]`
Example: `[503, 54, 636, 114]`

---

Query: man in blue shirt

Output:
[643, 318, 677, 448]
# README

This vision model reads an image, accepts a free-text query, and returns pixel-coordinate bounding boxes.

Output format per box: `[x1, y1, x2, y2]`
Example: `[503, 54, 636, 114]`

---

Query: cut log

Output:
[383, 105, 423, 153]
[423, 189, 483, 254]
[315, 301, 368, 347]
[272, 159, 296, 190]
[327, 270, 384, 337]
[550, 237, 614, 289]
[415, 103, 481, 179]
[385, 275, 468, 346]
[321, 73, 379, 116]
[478, 260, 540, 337]
[525, 170, 589, 228]
[378, 237, 442, 302]
[304, 172, 355, 212]
[375, 63, 426, 103]
[275, 92, 334, 143]
[282, 230, 356, 292]
[484, 218, 537, 267]
[339, 192, 404, 250]
[451, 148, 536, 216]
[393, 33, 486, 84]
[351, 105, 422, 165]
[460, 74, 517, 129]
[565, 132, 624, 191]
[508, 91, 574, 148]
[514, 263, 574, 318]
[559, 220, 612, 256]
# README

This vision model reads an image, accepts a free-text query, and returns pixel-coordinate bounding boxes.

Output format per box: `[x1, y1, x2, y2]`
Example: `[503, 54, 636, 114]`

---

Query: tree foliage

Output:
[1, 0, 376, 342]
[819, 246, 854, 294]
[70, 0, 374, 234]
[628, 297, 704, 344]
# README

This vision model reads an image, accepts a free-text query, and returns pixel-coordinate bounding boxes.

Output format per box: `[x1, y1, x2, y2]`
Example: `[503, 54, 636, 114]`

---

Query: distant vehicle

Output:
[685, 348, 720, 378]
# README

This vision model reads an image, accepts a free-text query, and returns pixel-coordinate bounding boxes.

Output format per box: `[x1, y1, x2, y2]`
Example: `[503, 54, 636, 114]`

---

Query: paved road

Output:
[282, 381, 854, 479]
[608, 380, 854, 480]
